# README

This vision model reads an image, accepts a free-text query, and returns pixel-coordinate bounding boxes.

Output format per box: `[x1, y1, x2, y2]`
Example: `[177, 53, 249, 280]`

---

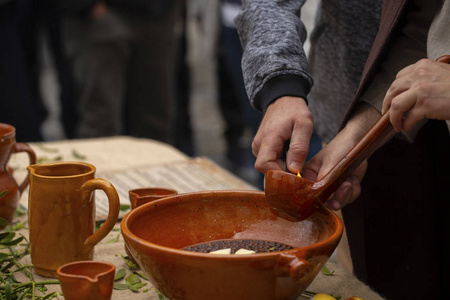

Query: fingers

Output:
[286, 110, 314, 173]
[324, 175, 361, 211]
[323, 161, 367, 211]
[252, 134, 285, 172]
[252, 96, 313, 174]
[383, 58, 450, 131]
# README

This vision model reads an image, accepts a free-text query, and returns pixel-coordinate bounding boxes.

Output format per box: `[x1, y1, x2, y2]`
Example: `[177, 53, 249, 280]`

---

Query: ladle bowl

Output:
[121, 190, 343, 300]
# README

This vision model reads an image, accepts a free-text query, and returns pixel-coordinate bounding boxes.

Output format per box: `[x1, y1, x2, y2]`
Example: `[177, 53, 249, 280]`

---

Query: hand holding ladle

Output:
[264, 55, 450, 222]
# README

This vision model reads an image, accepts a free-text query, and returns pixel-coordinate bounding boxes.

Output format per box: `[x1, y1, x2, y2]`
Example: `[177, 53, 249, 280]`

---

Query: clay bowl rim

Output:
[56, 260, 116, 283]
[128, 187, 178, 197]
[27, 161, 96, 179]
[0, 123, 15, 138]
[121, 190, 343, 259]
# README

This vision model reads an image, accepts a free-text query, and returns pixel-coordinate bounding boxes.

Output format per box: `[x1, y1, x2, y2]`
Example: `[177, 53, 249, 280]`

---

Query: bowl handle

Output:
[276, 253, 313, 280]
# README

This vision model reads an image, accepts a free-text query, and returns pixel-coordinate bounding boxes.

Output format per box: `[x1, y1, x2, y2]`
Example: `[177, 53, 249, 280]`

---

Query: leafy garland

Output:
[0, 191, 60, 299]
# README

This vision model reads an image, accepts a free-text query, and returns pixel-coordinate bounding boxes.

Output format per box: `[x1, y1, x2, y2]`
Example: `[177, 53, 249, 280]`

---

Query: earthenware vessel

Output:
[126, 187, 178, 261]
[27, 162, 120, 278]
[57, 261, 115, 300]
[128, 187, 178, 209]
[0, 123, 36, 224]
[121, 190, 343, 300]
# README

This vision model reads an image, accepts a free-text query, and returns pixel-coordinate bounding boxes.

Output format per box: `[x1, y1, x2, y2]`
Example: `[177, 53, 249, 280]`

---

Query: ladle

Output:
[265, 55, 450, 222]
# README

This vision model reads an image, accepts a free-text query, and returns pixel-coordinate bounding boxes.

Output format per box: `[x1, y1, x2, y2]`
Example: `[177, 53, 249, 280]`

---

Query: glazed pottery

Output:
[128, 187, 178, 209]
[126, 187, 178, 261]
[27, 162, 120, 278]
[57, 261, 115, 300]
[121, 190, 343, 300]
[0, 123, 36, 224]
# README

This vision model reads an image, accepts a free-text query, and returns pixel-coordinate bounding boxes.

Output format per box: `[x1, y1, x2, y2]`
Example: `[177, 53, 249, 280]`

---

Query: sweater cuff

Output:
[253, 74, 311, 112]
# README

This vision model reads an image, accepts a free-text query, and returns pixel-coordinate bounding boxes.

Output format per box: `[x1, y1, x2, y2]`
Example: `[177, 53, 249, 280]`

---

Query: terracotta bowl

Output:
[121, 190, 343, 300]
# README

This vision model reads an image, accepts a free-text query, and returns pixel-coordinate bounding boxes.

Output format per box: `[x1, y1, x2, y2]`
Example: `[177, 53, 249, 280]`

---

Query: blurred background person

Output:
[60, 0, 181, 143]
[0, 0, 46, 142]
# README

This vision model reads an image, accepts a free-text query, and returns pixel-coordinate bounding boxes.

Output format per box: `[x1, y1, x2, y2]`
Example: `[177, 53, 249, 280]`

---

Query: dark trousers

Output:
[343, 120, 450, 299]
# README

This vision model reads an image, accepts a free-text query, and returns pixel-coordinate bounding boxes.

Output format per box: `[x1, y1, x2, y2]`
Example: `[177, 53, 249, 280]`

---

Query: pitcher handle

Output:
[11, 142, 37, 193]
[79, 178, 120, 257]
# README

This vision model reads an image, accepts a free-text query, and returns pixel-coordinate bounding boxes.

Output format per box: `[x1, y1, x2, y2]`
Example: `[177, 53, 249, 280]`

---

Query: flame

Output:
[297, 172, 302, 178]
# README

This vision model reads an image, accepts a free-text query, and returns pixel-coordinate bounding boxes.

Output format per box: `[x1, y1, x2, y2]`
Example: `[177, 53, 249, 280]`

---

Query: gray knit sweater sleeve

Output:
[235, 0, 313, 111]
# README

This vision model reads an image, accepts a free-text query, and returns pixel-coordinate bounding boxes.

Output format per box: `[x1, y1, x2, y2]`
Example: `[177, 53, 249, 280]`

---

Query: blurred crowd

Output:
[0, 0, 296, 186]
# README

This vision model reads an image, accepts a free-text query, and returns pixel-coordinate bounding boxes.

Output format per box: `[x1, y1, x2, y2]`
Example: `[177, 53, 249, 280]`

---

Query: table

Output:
[4, 137, 386, 300]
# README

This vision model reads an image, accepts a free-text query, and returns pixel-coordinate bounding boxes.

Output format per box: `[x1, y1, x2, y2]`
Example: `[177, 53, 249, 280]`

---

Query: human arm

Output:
[235, 0, 314, 173]
[382, 58, 450, 132]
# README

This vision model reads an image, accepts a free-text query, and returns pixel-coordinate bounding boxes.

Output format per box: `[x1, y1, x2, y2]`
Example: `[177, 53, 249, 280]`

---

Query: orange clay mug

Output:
[0, 123, 36, 224]
[126, 187, 178, 261]
[57, 261, 115, 300]
[27, 162, 120, 278]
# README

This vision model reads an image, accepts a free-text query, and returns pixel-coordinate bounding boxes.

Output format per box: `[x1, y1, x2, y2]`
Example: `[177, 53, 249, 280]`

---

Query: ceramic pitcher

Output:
[57, 261, 115, 300]
[0, 123, 36, 224]
[27, 161, 120, 278]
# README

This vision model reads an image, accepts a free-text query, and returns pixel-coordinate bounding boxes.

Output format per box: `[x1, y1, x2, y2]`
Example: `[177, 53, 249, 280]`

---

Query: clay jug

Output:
[27, 161, 120, 278]
[0, 123, 36, 224]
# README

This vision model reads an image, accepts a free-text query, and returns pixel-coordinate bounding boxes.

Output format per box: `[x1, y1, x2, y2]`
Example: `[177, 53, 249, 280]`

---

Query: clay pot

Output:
[57, 261, 115, 300]
[0, 123, 36, 225]
[121, 190, 343, 300]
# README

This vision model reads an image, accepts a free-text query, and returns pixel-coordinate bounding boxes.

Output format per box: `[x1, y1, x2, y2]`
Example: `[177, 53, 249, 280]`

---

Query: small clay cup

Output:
[125, 187, 178, 261]
[128, 187, 178, 209]
[57, 261, 115, 300]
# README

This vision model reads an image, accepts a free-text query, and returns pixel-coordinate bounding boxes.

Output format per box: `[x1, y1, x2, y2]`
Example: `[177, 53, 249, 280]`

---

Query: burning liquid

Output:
[182, 239, 294, 254]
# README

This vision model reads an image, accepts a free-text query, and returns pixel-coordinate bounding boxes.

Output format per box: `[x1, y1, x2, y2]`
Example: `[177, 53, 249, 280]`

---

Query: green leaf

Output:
[113, 283, 129, 290]
[12, 222, 25, 231]
[72, 149, 86, 159]
[0, 216, 8, 227]
[155, 289, 167, 300]
[126, 272, 141, 286]
[0, 252, 10, 260]
[5, 281, 11, 300]
[43, 292, 58, 299]
[134, 271, 148, 281]
[0, 231, 14, 242]
[120, 204, 131, 211]
[321, 265, 335, 276]
[0, 190, 7, 199]
[121, 255, 140, 270]
[2, 236, 24, 246]
[114, 268, 126, 281]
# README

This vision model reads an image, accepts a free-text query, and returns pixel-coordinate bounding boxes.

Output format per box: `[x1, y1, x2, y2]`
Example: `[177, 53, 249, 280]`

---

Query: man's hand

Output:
[303, 103, 383, 210]
[252, 96, 314, 174]
[382, 58, 450, 132]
